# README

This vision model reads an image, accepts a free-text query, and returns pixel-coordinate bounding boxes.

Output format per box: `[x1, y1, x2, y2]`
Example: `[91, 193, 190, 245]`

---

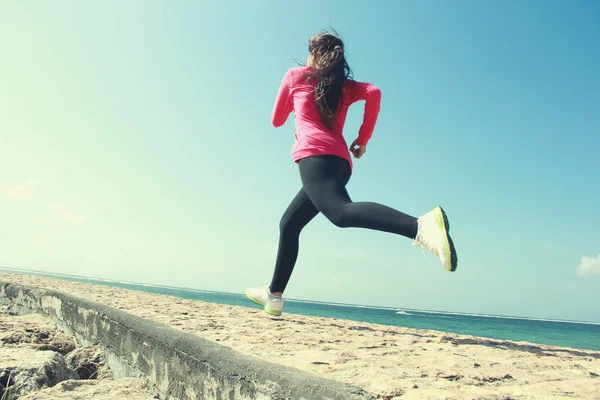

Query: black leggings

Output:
[270, 155, 418, 293]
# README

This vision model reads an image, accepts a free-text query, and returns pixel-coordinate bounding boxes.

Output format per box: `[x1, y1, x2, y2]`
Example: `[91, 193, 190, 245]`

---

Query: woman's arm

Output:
[346, 80, 382, 146]
[271, 69, 294, 127]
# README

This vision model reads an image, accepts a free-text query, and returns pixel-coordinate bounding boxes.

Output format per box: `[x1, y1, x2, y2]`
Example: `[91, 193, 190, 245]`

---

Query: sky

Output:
[1, 1, 599, 322]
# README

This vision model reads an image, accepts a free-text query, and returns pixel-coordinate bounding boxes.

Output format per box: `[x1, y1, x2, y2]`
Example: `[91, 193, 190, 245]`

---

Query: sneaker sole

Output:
[436, 206, 458, 272]
[245, 292, 282, 317]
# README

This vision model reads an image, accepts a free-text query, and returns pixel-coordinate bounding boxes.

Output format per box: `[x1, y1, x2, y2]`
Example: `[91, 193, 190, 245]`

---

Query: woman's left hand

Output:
[350, 140, 367, 159]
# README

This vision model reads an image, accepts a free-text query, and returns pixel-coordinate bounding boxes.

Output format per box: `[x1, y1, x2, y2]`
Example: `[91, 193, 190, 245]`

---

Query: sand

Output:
[2, 272, 599, 399]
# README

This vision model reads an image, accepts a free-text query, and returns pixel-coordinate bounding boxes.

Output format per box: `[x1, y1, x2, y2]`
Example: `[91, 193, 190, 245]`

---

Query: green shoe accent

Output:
[265, 305, 282, 316]
[435, 206, 453, 272]
[246, 294, 265, 306]
[436, 206, 458, 272]
[246, 292, 283, 316]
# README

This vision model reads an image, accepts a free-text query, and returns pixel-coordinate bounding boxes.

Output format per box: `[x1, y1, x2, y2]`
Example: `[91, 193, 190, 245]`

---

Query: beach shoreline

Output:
[1, 272, 599, 399]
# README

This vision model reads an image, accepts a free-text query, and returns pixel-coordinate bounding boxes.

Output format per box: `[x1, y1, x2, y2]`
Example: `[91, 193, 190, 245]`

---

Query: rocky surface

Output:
[0, 347, 77, 398]
[19, 379, 155, 400]
[65, 346, 111, 381]
[0, 306, 154, 400]
[0, 310, 76, 355]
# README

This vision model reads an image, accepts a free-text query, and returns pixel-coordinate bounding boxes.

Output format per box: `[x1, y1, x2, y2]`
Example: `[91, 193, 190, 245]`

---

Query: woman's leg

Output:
[247, 156, 455, 315]
[269, 188, 319, 294]
[299, 155, 418, 238]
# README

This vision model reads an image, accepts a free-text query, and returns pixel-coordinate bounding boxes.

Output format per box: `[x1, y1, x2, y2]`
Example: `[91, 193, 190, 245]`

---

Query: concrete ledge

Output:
[0, 281, 375, 400]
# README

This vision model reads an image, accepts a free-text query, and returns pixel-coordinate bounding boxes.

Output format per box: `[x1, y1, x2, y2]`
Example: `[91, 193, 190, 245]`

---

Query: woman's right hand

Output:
[350, 139, 367, 159]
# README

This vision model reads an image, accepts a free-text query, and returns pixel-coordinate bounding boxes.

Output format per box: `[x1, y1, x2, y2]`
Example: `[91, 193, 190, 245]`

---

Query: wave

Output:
[396, 311, 412, 316]
[288, 298, 399, 311]
[288, 299, 367, 309]
[412, 309, 600, 326]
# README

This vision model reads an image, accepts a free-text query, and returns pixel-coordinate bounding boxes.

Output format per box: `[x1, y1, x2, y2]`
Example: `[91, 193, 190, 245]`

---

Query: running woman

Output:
[246, 31, 458, 316]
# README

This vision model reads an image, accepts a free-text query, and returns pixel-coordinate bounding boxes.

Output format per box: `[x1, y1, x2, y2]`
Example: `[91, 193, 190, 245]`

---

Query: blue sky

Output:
[1, 1, 599, 322]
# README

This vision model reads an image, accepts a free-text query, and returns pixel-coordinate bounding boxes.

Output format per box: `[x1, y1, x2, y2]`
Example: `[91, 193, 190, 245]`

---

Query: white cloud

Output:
[577, 254, 600, 277]
[0, 180, 38, 200]
[50, 205, 86, 224]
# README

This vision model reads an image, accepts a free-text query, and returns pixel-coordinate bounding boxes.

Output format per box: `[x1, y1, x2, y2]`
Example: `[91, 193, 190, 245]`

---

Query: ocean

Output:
[2, 268, 599, 351]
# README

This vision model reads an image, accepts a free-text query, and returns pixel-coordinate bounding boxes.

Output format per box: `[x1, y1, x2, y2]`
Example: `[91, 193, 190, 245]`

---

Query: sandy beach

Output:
[1, 272, 599, 399]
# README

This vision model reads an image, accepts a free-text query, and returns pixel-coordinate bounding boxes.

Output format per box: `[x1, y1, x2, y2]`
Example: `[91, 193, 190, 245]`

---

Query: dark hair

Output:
[305, 31, 352, 122]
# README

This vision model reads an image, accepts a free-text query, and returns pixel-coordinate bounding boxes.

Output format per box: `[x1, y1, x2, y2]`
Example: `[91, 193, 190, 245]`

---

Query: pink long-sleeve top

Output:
[271, 66, 381, 170]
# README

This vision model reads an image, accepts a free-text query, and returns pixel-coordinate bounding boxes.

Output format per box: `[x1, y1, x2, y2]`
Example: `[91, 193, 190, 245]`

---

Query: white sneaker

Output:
[413, 206, 458, 272]
[245, 286, 284, 316]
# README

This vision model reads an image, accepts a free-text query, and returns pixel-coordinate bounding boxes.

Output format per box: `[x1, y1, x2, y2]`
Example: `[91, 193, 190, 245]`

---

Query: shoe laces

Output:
[263, 282, 282, 300]
[412, 231, 428, 259]
[413, 222, 439, 258]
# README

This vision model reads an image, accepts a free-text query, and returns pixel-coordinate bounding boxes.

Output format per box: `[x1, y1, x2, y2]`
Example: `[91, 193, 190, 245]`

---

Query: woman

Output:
[246, 31, 457, 316]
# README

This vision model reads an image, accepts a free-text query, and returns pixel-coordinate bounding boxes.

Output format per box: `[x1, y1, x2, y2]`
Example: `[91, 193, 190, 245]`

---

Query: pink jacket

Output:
[271, 66, 381, 170]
